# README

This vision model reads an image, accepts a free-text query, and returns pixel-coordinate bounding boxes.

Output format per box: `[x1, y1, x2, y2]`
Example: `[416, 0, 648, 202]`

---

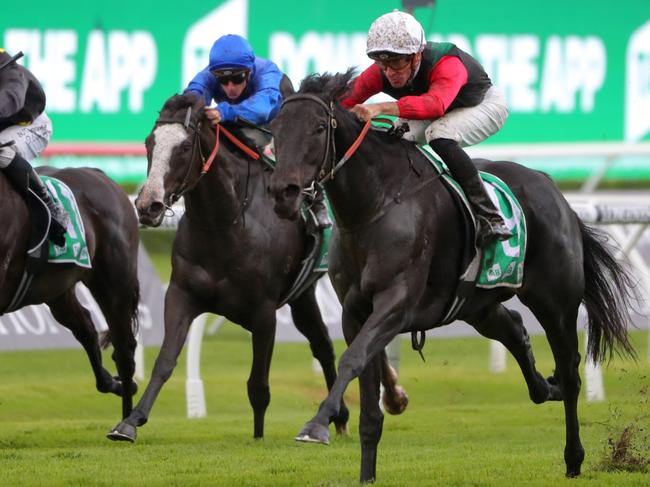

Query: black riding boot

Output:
[2, 153, 68, 246]
[462, 174, 513, 246]
[311, 193, 332, 229]
[429, 138, 512, 247]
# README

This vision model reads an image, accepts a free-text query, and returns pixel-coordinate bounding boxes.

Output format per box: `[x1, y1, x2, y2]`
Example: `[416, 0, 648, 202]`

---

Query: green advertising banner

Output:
[2, 0, 650, 147]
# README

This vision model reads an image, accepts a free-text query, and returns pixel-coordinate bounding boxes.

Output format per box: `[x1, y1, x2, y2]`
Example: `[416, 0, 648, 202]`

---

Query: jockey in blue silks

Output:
[184, 34, 283, 126]
[184, 34, 332, 229]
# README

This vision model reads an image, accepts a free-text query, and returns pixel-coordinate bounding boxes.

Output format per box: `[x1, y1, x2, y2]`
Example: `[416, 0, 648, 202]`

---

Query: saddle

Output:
[367, 119, 527, 354]
[225, 119, 275, 169]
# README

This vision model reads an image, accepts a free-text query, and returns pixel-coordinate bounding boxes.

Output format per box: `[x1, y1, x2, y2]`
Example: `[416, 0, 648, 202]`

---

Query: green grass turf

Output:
[0, 323, 648, 486]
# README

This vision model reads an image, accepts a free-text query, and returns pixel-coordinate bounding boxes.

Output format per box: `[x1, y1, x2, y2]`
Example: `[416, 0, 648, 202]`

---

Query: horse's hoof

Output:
[106, 421, 137, 442]
[565, 468, 581, 478]
[295, 422, 329, 445]
[382, 385, 409, 415]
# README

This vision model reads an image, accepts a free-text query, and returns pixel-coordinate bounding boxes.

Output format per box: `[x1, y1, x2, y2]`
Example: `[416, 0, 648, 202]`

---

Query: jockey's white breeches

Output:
[0, 111, 52, 167]
[399, 85, 509, 147]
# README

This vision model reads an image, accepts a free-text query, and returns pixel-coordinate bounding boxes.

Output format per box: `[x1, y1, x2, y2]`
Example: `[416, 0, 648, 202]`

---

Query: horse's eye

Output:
[316, 123, 327, 133]
[180, 140, 192, 151]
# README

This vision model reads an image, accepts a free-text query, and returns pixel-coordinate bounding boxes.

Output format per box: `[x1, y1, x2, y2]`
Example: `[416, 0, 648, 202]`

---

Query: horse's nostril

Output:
[149, 201, 165, 216]
[284, 185, 300, 200]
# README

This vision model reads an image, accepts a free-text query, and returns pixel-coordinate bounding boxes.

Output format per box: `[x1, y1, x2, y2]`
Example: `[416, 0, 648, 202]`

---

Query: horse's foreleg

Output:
[247, 306, 277, 439]
[296, 282, 407, 482]
[469, 304, 561, 403]
[48, 291, 120, 396]
[358, 354, 383, 484]
[289, 285, 349, 435]
[107, 284, 200, 442]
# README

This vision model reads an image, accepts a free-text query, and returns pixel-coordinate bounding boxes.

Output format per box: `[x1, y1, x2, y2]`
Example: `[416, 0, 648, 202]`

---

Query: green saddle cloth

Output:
[313, 200, 332, 272]
[41, 175, 91, 268]
[417, 145, 527, 288]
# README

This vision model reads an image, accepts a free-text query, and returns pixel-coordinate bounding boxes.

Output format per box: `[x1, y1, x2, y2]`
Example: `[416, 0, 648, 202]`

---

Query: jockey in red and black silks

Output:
[342, 42, 492, 120]
[341, 11, 513, 247]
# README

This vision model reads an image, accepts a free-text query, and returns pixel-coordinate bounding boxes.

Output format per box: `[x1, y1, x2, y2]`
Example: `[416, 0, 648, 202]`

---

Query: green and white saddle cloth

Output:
[41, 175, 91, 268]
[298, 198, 332, 273]
[417, 145, 526, 288]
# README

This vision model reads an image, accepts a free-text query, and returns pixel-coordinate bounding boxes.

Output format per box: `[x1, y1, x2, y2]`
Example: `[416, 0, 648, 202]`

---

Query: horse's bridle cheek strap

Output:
[281, 94, 337, 177]
[280, 94, 371, 187]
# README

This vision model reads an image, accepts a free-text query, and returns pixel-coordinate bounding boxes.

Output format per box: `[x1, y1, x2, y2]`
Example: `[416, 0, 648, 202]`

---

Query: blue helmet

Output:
[208, 34, 255, 72]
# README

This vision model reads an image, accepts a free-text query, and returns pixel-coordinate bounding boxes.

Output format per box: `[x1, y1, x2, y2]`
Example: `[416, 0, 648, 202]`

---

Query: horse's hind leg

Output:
[289, 285, 350, 434]
[469, 304, 561, 403]
[522, 292, 584, 477]
[48, 290, 122, 396]
[86, 272, 139, 419]
[107, 283, 201, 442]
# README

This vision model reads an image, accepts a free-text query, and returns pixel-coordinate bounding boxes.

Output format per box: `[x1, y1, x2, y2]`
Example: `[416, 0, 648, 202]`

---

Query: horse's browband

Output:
[155, 107, 198, 130]
[281, 93, 333, 114]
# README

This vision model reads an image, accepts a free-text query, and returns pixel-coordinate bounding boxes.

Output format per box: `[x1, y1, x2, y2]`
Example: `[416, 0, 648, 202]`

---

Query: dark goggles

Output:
[368, 53, 413, 71]
[212, 69, 249, 85]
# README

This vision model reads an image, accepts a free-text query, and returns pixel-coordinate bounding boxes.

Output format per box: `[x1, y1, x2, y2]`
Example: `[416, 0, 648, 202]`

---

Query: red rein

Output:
[202, 124, 260, 174]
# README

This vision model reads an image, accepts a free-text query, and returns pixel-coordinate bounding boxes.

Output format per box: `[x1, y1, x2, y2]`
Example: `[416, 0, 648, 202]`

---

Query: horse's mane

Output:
[297, 69, 356, 102]
[160, 92, 200, 114]
[297, 69, 412, 149]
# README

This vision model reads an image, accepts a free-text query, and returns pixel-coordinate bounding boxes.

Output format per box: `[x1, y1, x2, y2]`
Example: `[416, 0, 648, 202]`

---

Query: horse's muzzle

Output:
[135, 198, 165, 227]
[269, 183, 302, 221]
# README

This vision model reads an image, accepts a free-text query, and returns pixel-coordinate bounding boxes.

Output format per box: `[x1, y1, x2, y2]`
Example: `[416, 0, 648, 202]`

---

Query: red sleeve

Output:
[396, 56, 468, 120]
[340, 65, 383, 109]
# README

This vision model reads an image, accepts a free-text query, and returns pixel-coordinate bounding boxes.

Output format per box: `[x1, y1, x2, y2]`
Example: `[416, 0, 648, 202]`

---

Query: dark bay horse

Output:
[1, 166, 140, 420]
[268, 72, 637, 483]
[109, 91, 389, 441]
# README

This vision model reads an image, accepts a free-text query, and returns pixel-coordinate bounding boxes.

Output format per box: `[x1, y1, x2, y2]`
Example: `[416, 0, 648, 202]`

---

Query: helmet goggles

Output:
[368, 51, 413, 71]
[212, 68, 249, 85]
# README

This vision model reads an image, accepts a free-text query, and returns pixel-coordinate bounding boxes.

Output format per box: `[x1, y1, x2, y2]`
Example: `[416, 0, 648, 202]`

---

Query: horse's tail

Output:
[580, 219, 636, 362]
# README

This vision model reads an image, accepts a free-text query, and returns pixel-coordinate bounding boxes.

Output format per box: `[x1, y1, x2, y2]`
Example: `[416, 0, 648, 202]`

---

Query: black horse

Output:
[108, 92, 376, 442]
[1, 166, 140, 420]
[268, 71, 637, 483]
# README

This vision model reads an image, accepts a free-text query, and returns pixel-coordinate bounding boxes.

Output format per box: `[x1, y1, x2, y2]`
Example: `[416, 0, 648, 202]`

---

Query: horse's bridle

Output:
[152, 105, 263, 226]
[154, 106, 208, 206]
[280, 94, 371, 200]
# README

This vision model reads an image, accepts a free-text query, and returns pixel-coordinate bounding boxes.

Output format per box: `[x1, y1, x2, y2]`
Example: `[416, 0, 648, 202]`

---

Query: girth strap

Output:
[411, 331, 426, 362]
